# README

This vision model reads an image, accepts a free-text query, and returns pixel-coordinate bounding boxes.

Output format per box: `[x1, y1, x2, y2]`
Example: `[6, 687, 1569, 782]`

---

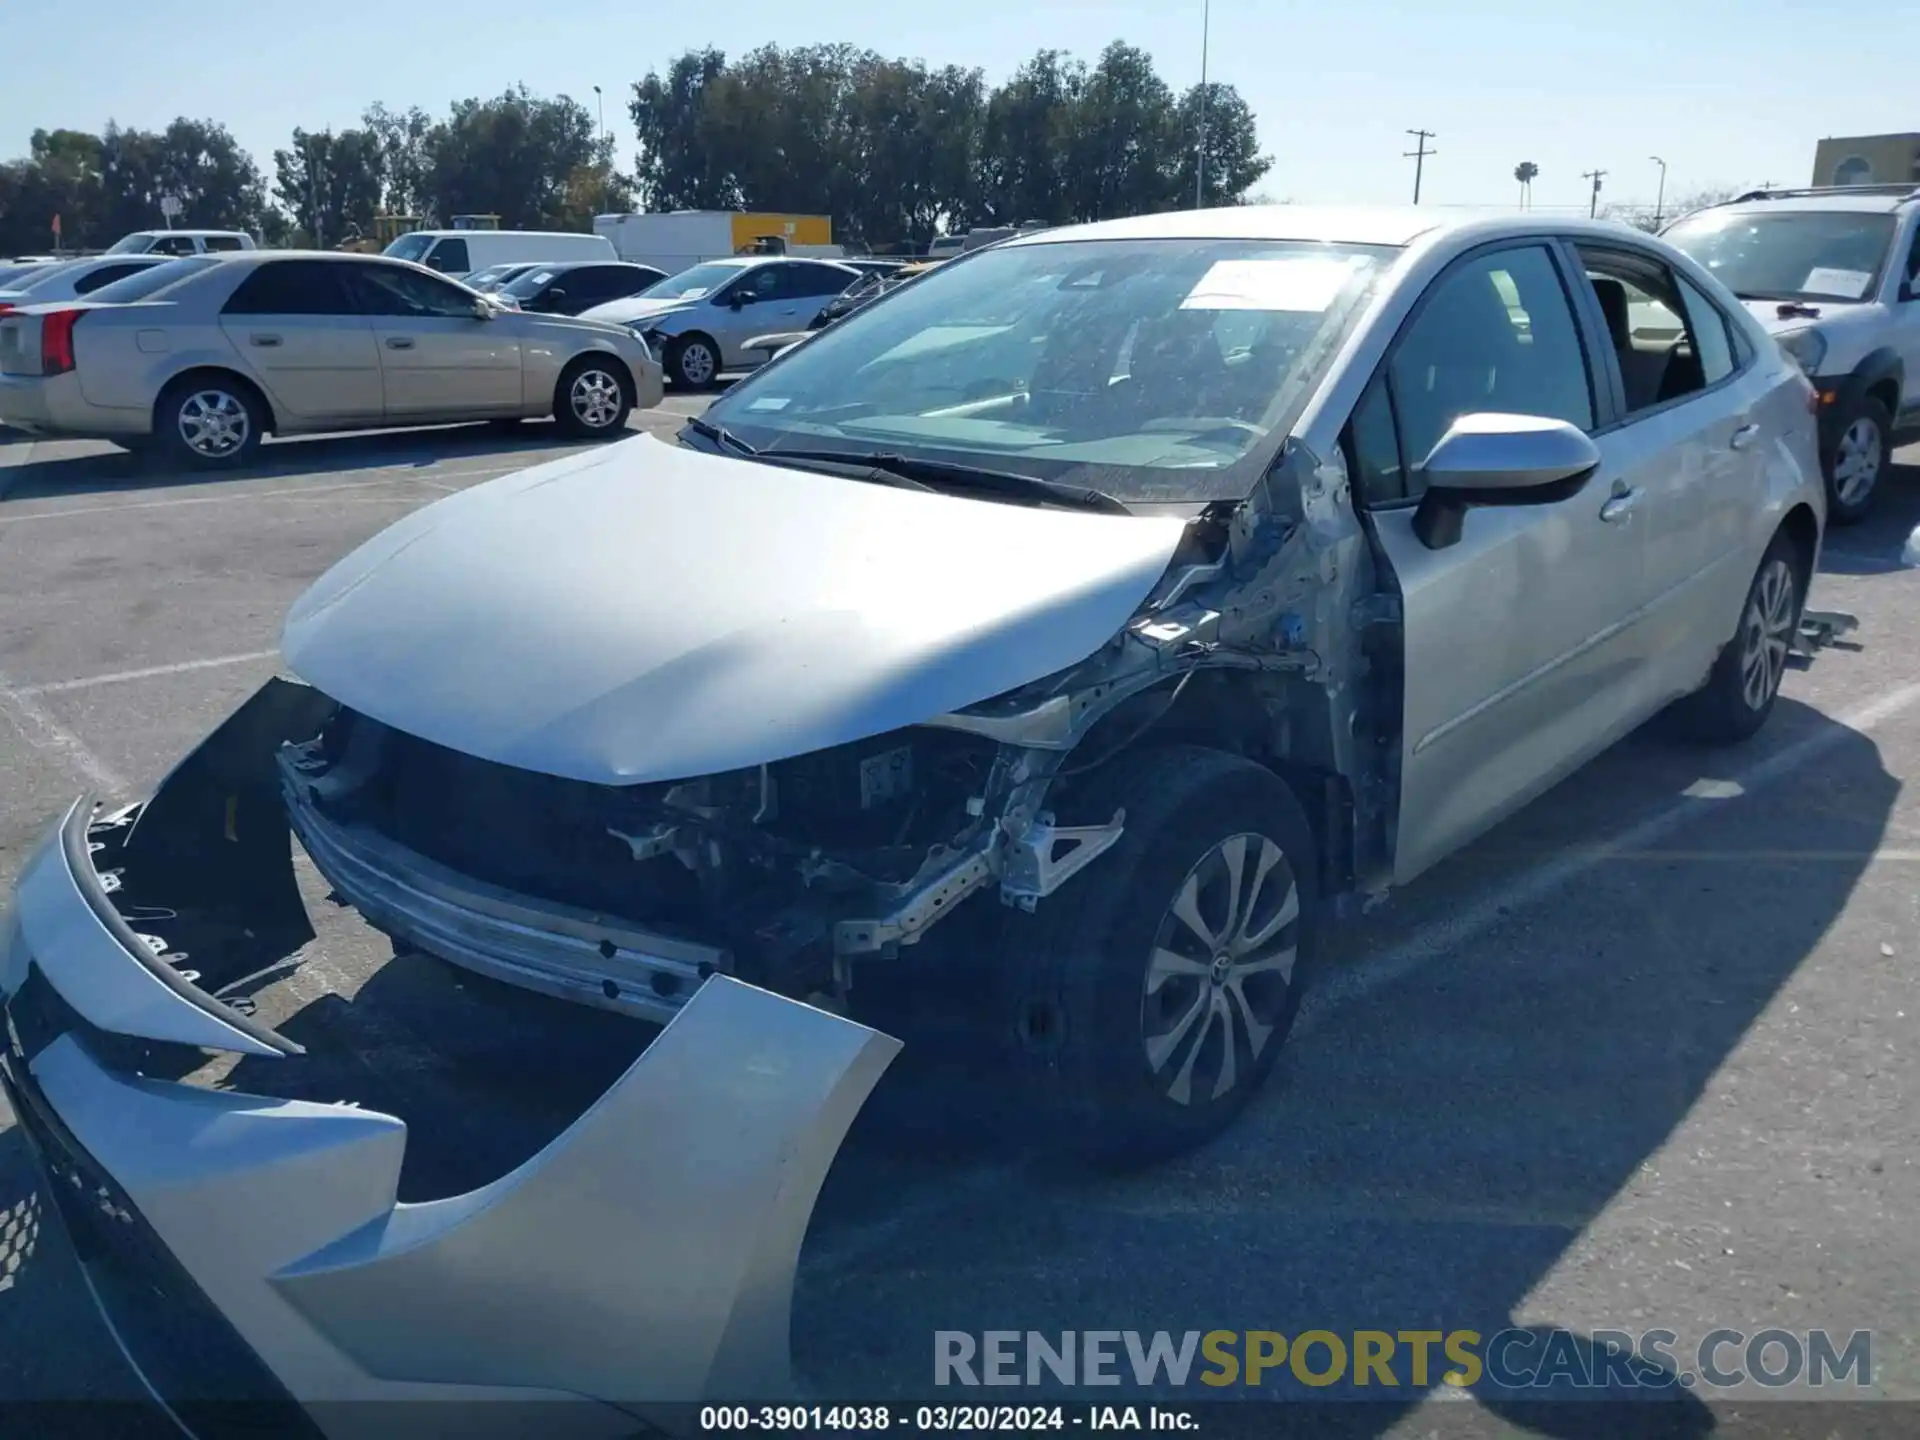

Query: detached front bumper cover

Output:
[2, 679, 903, 1438]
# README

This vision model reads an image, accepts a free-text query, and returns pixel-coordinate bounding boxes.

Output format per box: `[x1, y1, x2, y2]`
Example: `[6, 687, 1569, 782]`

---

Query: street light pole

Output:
[593, 85, 609, 215]
[1194, 0, 1209, 209]
[1649, 155, 1668, 229]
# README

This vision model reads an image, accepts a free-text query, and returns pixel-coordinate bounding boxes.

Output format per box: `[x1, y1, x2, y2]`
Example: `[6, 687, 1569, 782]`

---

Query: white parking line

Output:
[0, 676, 127, 795]
[1295, 676, 1920, 1037]
[17, 651, 282, 696]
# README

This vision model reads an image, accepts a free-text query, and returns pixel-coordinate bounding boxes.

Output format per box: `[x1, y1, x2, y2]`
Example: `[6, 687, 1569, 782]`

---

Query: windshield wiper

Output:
[681, 414, 757, 456]
[752, 447, 1132, 514]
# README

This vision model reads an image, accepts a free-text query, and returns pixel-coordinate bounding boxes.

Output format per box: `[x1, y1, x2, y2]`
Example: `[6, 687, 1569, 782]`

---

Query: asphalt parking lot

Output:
[1, 410, 1918, 1436]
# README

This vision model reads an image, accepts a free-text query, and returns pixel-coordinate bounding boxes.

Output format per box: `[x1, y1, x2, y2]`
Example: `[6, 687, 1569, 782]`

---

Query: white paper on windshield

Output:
[747, 396, 791, 411]
[1802, 267, 1872, 299]
[1181, 256, 1364, 312]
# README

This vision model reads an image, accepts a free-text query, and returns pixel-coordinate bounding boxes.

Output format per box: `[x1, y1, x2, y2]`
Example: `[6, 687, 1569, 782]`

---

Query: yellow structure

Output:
[728, 212, 832, 251]
[1811, 135, 1920, 188]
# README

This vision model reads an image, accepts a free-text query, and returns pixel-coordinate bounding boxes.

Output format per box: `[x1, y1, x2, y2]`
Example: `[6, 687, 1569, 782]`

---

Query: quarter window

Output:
[1385, 245, 1594, 487]
[1676, 277, 1735, 387]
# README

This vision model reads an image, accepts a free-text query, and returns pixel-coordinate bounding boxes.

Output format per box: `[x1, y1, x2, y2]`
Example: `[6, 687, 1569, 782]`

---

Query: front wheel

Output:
[552, 357, 632, 440]
[1668, 533, 1803, 745]
[1824, 394, 1891, 525]
[667, 335, 720, 390]
[997, 744, 1319, 1168]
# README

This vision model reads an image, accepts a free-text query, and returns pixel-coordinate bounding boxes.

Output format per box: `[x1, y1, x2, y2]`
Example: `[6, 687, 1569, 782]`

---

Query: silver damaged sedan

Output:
[0, 206, 1854, 1434]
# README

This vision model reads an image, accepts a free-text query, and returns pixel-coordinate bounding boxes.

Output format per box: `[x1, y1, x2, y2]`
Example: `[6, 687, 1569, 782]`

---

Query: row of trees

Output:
[0, 42, 1269, 257]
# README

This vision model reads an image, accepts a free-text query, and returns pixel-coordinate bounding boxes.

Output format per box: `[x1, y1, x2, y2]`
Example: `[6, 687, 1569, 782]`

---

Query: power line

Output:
[1404, 129, 1436, 204]
[1582, 168, 1607, 218]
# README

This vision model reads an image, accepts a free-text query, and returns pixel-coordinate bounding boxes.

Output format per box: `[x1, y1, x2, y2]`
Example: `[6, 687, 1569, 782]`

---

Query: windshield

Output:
[699, 236, 1395, 503]
[638, 262, 747, 302]
[81, 256, 222, 304]
[463, 264, 518, 290]
[1663, 209, 1899, 303]
[502, 267, 565, 298]
[383, 234, 435, 263]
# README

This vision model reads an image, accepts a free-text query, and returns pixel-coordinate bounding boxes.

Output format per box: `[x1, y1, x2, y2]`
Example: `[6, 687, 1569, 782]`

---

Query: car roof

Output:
[998, 203, 1704, 253]
[1673, 187, 1920, 220]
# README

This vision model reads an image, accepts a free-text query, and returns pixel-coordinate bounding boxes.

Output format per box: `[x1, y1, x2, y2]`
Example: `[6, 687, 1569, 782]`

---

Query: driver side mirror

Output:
[1412, 412, 1602, 550]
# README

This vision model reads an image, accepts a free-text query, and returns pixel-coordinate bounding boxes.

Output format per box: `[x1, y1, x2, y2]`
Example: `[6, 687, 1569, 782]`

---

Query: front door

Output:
[216, 259, 383, 425]
[1346, 241, 1654, 884]
[1892, 220, 1920, 430]
[341, 261, 522, 418]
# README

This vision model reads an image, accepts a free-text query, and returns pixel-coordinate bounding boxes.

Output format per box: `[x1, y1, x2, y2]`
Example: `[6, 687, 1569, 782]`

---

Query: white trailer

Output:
[593, 211, 840, 274]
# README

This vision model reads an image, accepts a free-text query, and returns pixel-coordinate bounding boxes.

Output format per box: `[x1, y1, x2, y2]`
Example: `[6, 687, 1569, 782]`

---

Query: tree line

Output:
[0, 41, 1268, 257]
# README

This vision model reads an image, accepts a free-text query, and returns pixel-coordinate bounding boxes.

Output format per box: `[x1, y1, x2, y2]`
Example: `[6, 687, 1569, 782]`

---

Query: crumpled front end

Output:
[0, 681, 901, 1440]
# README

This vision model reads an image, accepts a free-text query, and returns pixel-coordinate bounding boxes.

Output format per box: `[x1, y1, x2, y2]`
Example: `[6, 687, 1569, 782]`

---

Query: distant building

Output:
[1811, 134, 1920, 188]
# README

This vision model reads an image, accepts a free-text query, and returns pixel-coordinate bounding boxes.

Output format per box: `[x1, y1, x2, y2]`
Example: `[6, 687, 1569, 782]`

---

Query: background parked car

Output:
[381, 228, 615, 277]
[0, 254, 178, 312]
[0, 261, 57, 291]
[0, 251, 662, 467]
[580, 254, 862, 387]
[490, 260, 669, 316]
[459, 262, 542, 293]
[104, 229, 256, 256]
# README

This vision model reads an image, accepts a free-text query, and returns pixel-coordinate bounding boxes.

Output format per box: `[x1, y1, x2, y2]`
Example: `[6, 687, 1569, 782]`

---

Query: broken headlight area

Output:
[279, 705, 1012, 1020]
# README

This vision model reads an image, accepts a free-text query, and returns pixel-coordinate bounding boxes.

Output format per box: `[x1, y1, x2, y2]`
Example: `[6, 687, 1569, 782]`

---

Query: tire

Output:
[552, 356, 633, 440]
[996, 744, 1319, 1168]
[1668, 532, 1803, 745]
[154, 374, 264, 469]
[1823, 393, 1891, 526]
[666, 334, 720, 390]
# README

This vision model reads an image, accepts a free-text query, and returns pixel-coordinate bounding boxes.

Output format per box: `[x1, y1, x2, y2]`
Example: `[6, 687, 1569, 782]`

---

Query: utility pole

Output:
[1194, 0, 1210, 209]
[1649, 155, 1668, 229]
[1583, 167, 1606, 218]
[1405, 129, 1436, 204]
[307, 135, 329, 249]
[593, 85, 608, 214]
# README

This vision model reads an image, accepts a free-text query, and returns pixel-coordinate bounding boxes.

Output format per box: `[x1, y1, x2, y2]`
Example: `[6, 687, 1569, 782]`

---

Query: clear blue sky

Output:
[3, 0, 1914, 214]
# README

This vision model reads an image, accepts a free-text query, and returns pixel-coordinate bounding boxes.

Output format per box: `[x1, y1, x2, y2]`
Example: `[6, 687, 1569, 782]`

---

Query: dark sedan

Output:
[494, 260, 670, 316]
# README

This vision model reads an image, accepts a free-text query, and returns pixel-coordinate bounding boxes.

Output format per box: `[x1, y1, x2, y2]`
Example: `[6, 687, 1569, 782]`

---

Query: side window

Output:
[152, 235, 199, 257]
[743, 265, 791, 302]
[422, 238, 470, 274]
[576, 266, 633, 302]
[1675, 277, 1735, 387]
[73, 262, 155, 294]
[221, 260, 356, 315]
[204, 236, 247, 253]
[344, 262, 481, 319]
[1344, 372, 1408, 506]
[1904, 227, 1920, 291]
[1386, 245, 1594, 480]
[792, 264, 858, 298]
[1577, 247, 1734, 415]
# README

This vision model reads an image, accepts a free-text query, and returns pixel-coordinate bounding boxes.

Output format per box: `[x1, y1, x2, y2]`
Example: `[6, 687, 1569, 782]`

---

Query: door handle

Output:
[384, 337, 415, 350]
[248, 334, 282, 347]
[1599, 488, 1639, 524]
[1730, 422, 1761, 450]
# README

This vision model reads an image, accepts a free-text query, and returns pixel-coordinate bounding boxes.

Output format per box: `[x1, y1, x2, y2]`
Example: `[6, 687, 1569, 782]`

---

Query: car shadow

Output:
[0, 421, 622, 506]
[1817, 453, 1920, 576]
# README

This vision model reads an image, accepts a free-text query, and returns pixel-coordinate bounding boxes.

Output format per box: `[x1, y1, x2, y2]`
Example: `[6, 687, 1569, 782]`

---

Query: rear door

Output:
[1565, 243, 1763, 694]
[217, 259, 383, 425]
[1346, 240, 1653, 883]
[1893, 219, 1920, 429]
[340, 260, 522, 417]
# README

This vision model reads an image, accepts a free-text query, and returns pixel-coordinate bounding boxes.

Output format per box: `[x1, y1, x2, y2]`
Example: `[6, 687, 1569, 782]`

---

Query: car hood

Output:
[1737, 297, 1870, 337]
[281, 435, 1188, 786]
[579, 296, 697, 326]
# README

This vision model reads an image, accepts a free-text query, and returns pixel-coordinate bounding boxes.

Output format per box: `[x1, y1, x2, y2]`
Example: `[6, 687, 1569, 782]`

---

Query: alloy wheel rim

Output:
[177, 391, 248, 457]
[570, 369, 623, 429]
[680, 342, 715, 385]
[1833, 418, 1882, 506]
[1740, 558, 1797, 712]
[1140, 832, 1298, 1107]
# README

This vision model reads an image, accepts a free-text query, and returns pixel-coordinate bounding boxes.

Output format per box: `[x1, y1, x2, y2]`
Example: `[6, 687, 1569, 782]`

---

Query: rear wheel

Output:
[552, 356, 632, 440]
[1669, 532, 1802, 744]
[997, 745, 1318, 1168]
[1824, 394, 1890, 525]
[154, 375, 264, 469]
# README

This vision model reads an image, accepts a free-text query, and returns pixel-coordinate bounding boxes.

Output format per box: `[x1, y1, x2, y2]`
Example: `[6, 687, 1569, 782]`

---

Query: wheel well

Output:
[1777, 502, 1819, 600]
[155, 367, 277, 433]
[1866, 375, 1900, 416]
[1049, 670, 1353, 897]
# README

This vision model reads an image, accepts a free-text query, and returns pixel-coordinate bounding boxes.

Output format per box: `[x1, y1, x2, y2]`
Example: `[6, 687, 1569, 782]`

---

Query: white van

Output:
[105, 230, 257, 257]
[383, 229, 616, 278]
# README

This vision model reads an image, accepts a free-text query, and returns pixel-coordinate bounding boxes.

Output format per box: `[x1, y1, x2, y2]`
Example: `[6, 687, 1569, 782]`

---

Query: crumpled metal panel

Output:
[33, 975, 901, 1437]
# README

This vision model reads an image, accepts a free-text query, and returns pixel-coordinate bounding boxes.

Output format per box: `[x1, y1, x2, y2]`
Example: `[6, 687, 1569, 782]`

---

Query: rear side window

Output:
[72, 261, 160, 295]
[223, 260, 356, 315]
[423, 238, 470, 274]
[204, 236, 248, 253]
[82, 257, 221, 304]
[792, 264, 858, 297]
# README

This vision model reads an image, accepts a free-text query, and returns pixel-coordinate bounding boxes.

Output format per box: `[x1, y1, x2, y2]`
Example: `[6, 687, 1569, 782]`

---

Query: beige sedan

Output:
[0, 250, 663, 467]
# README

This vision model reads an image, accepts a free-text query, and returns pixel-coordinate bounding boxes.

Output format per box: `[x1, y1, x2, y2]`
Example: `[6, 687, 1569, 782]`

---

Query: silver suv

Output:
[1663, 184, 1920, 522]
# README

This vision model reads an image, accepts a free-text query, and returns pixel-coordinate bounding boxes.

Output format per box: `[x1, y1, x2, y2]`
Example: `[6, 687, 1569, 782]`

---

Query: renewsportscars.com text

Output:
[934, 1329, 1872, 1392]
